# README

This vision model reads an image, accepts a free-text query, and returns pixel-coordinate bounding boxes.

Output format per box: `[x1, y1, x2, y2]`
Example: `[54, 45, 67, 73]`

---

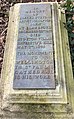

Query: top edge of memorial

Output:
[13, 2, 57, 6]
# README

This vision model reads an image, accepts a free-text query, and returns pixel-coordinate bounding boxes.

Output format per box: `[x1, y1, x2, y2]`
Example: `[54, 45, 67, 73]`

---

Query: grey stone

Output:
[1, 3, 74, 119]
[13, 4, 55, 89]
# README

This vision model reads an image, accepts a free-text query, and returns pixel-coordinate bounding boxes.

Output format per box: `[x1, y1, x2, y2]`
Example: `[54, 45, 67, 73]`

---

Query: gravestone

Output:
[0, 2, 74, 119]
[13, 3, 55, 89]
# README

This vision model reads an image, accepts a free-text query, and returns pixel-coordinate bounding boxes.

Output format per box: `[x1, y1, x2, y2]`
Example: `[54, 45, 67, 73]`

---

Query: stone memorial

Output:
[13, 3, 55, 89]
[0, 2, 74, 119]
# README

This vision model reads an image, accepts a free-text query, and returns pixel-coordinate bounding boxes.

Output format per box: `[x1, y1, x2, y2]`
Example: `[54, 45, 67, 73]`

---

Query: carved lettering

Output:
[13, 4, 55, 89]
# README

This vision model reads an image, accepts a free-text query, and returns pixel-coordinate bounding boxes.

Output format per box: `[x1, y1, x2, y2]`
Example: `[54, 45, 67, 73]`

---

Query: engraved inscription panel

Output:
[13, 4, 55, 89]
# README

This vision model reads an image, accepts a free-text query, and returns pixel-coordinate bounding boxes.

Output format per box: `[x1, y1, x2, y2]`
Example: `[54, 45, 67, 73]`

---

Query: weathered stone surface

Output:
[0, 3, 68, 105]
[13, 3, 55, 89]
[0, 2, 68, 106]
[0, 2, 74, 119]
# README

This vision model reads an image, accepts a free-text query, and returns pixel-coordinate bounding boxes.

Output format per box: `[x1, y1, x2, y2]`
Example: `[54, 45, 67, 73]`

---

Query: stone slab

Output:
[0, 3, 74, 119]
[13, 3, 55, 89]
[0, 3, 68, 105]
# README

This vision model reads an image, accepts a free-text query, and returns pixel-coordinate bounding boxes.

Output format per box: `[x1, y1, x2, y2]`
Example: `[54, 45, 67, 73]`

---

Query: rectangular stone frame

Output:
[0, 2, 74, 119]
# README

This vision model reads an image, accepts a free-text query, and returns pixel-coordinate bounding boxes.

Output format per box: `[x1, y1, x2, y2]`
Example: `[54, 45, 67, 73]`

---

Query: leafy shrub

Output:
[61, 0, 74, 75]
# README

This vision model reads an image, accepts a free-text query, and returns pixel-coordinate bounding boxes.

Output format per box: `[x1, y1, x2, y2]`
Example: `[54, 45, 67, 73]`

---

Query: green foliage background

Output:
[62, 0, 74, 75]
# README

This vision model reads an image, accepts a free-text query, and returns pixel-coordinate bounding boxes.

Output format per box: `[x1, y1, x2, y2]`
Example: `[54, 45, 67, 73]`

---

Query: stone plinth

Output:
[0, 2, 74, 119]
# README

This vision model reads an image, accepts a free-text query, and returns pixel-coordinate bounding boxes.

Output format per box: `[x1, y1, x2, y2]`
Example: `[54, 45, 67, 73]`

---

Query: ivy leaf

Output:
[70, 33, 74, 38]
